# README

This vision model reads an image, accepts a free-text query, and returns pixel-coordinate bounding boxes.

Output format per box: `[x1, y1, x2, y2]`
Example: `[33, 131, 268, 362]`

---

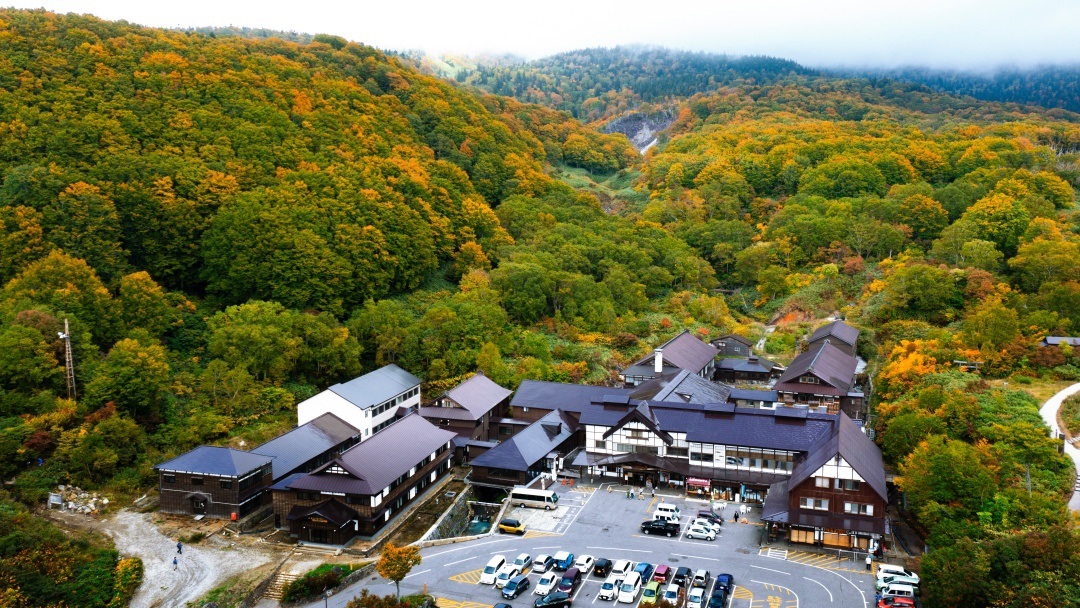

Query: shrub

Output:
[1062, 394, 1080, 437]
[281, 563, 360, 602]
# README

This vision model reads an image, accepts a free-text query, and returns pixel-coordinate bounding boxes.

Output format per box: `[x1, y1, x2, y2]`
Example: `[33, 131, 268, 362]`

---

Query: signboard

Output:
[686, 477, 711, 488]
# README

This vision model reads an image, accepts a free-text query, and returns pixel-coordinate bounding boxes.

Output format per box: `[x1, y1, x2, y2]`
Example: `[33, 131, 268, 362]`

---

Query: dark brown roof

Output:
[808, 320, 860, 347]
[786, 413, 887, 501]
[632, 330, 719, 374]
[776, 341, 858, 393]
[286, 498, 358, 526]
[440, 372, 512, 419]
[470, 409, 578, 472]
[251, 413, 360, 480]
[713, 334, 754, 347]
[630, 370, 732, 404]
[286, 413, 456, 496]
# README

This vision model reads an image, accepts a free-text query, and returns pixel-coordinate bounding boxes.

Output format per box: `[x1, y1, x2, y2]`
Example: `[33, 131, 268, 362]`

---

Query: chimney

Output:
[654, 348, 664, 374]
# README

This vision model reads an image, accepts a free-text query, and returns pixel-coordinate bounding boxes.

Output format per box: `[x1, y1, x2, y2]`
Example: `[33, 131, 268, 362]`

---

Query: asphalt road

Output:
[310, 484, 879, 608]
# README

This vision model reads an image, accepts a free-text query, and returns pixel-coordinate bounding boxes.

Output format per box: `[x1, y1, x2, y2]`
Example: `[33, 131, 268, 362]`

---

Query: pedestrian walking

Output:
[177, 541, 183, 554]
[865, 554, 872, 571]
[173, 556, 178, 570]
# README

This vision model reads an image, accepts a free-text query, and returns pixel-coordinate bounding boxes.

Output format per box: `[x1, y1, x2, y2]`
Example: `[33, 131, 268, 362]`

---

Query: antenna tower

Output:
[59, 318, 76, 401]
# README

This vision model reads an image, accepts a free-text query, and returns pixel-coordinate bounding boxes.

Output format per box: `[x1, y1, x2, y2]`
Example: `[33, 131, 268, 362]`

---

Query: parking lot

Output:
[313, 483, 880, 608]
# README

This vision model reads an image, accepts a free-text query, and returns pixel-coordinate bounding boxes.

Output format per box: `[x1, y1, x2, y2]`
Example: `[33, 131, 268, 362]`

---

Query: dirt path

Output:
[101, 510, 275, 608]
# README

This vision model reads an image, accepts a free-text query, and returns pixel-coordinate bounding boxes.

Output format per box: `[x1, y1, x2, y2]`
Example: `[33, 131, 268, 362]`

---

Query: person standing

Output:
[173, 556, 179, 570]
[177, 541, 183, 554]
[865, 554, 872, 571]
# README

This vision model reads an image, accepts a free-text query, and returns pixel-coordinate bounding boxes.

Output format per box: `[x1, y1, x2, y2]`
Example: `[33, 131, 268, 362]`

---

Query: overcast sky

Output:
[7, 0, 1080, 69]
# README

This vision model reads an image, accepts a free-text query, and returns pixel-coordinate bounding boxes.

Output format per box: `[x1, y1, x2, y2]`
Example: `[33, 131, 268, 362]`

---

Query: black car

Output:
[696, 510, 724, 527]
[534, 592, 573, 608]
[706, 589, 727, 608]
[593, 558, 613, 577]
[673, 566, 692, 587]
[640, 519, 680, 537]
[714, 574, 734, 593]
[503, 575, 532, 599]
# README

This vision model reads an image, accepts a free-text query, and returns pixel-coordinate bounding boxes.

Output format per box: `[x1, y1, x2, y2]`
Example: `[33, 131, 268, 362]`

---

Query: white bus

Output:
[509, 487, 559, 510]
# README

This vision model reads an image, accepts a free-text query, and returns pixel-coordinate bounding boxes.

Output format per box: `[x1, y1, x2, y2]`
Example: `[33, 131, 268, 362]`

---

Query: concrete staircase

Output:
[263, 572, 300, 600]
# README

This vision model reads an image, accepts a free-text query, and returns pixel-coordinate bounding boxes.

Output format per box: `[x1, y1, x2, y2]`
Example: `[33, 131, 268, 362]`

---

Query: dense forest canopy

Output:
[2, 13, 1080, 608]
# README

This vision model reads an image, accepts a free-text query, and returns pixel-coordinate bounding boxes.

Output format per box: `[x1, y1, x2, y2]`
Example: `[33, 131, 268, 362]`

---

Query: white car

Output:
[611, 559, 634, 578]
[495, 564, 521, 588]
[598, 575, 623, 601]
[690, 518, 721, 534]
[533, 554, 554, 573]
[480, 555, 506, 585]
[535, 572, 559, 595]
[685, 524, 716, 541]
[662, 583, 684, 608]
[513, 553, 533, 571]
[687, 587, 706, 608]
[574, 554, 596, 573]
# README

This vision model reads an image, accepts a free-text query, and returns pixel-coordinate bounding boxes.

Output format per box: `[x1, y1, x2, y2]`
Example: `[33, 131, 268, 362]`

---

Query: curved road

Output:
[1038, 382, 1080, 512]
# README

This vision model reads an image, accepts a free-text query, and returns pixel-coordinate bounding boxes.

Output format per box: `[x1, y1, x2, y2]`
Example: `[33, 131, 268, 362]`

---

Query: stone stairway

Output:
[263, 572, 300, 600]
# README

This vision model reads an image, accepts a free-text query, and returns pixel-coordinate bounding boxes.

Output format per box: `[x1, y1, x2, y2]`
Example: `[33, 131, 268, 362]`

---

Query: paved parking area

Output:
[310, 484, 880, 608]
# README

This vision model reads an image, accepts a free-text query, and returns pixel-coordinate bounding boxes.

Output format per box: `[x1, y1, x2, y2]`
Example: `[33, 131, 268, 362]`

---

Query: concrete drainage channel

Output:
[414, 488, 511, 548]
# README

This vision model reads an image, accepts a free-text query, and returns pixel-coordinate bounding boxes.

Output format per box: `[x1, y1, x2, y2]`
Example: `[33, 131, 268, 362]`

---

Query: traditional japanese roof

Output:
[470, 409, 578, 472]
[775, 341, 858, 395]
[252, 413, 360, 480]
[1042, 336, 1080, 346]
[728, 388, 779, 402]
[327, 364, 420, 408]
[808, 320, 860, 347]
[786, 412, 887, 501]
[439, 372, 512, 419]
[630, 370, 733, 404]
[286, 498, 358, 527]
[156, 446, 272, 477]
[717, 356, 780, 373]
[629, 330, 720, 375]
[713, 334, 754, 347]
[602, 402, 674, 445]
[285, 413, 456, 495]
[417, 406, 477, 422]
[511, 380, 634, 413]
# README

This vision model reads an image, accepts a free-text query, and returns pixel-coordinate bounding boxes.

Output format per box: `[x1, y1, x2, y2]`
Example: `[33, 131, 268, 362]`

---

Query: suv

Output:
[557, 568, 582, 593]
[534, 592, 573, 608]
[696, 510, 723, 527]
[714, 574, 734, 594]
[633, 562, 655, 581]
[640, 519, 680, 537]
[691, 570, 711, 589]
[554, 551, 576, 571]
[499, 518, 526, 535]
[672, 567, 692, 587]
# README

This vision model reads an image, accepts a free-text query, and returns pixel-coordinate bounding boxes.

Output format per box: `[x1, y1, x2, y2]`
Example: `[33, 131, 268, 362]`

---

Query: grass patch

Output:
[986, 378, 1073, 405]
[182, 532, 206, 544]
[187, 562, 276, 608]
[1061, 394, 1080, 437]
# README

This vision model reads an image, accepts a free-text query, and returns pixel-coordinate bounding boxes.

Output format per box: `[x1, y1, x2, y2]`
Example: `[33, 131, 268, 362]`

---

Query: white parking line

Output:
[445, 557, 475, 566]
[671, 553, 720, 562]
[749, 565, 790, 575]
[587, 547, 653, 553]
[802, 576, 833, 602]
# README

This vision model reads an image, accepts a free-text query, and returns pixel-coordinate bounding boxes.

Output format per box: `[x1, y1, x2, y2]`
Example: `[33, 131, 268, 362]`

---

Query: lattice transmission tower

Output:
[59, 318, 76, 401]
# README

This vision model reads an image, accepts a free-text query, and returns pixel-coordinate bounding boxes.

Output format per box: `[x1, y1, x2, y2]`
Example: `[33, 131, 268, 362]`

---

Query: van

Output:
[617, 572, 642, 603]
[557, 568, 581, 593]
[880, 583, 917, 600]
[655, 503, 681, 519]
[652, 512, 679, 523]
[480, 555, 507, 585]
[875, 564, 920, 584]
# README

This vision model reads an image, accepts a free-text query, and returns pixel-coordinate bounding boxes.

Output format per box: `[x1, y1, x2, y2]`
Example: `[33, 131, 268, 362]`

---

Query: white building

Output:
[297, 364, 421, 439]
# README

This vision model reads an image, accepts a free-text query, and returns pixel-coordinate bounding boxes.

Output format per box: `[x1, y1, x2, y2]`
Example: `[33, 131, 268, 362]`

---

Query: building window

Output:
[690, 452, 714, 463]
[815, 477, 830, 488]
[191, 477, 203, 486]
[844, 502, 873, 515]
[499, 426, 511, 436]
[219, 480, 233, 489]
[800, 376, 819, 384]
[836, 479, 861, 491]
[593, 440, 606, 449]
[666, 447, 689, 458]
[627, 429, 648, 440]
[800, 497, 829, 510]
[163, 474, 176, 484]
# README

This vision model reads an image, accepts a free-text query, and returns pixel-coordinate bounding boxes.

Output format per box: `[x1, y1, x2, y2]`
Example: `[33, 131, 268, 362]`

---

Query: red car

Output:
[877, 597, 916, 608]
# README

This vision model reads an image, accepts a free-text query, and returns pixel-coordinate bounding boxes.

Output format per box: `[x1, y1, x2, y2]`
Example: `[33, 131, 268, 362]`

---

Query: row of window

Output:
[815, 477, 861, 491]
[368, 386, 420, 418]
[796, 498, 874, 516]
[161, 469, 266, 490]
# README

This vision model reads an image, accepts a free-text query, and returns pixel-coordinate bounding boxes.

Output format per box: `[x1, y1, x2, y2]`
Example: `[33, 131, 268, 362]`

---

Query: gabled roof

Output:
[328, 364, 420, 408]
[156, 446, 272, 477]
[470, 409, 578, 472]
[718, 356, 779, 373]
[440, 372, 512, 419]
[1042, 336, 1080, 346]
[286, 498, 358, 526]
[602, 402, 674, 445]
[630, 370, 733, 404]
[252, 413, 360, 480]
[418, 406, 477, 422]
[511, 380, 634, 412]
[776, 341, 858, 394]
[808, 320, 859, 347]
[713, 334, 754, 347]
[631, 330, 719, 374]
[286, 413, 456, 495]
[786, 413, 887, 502]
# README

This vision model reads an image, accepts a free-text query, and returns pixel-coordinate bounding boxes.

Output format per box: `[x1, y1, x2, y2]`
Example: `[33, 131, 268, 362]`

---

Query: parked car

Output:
[481, 555, 507, 585]
[687, 587, 706, 608]
[535, 573, 559, 596]
[593, 558, 613, 577]
[496, 603, 513, 608]
[714, 574, 734, 593]
[640, 519, 680, 536]
[652, 565, 671, 584]
[876, 597, 916, 608]
[696, 510, 723, 526]
[655, 503, 681, 519]
[598, 574, 623, 601]
[554, 551, 575, 571]
[633, 562, 655, 581]
[533, 555, 555, 573]
[876, 575, 920, 593]
[691, 570, 711, 589]
[558, 568, 582, 593]
[617, 573, 642, 604]
[875, 565, 920, 584]
[498, 518, 526, 535]
[574, 555, 596, 573]
[706, 588, 726, 608]
[690, 518, 721, 534]
[534, 592, 573, 608]
[672, 566, 692, 587]
[640, 581, 661, 606]
[496, 565, 522, 589]
[514, 553, 533, 571]
[662, 583, 686, 608]
[611, 560, 634, 578]
[879, 583, 917, 601]
[503, 575, 532, 599]
[685, 524, 716, 541]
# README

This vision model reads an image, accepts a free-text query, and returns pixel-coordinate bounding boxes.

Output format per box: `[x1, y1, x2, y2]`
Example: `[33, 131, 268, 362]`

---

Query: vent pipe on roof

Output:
[654, 349, 664, 374]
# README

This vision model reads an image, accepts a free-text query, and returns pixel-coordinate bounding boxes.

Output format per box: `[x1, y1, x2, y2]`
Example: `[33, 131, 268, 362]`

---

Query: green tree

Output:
[0, 324, 61, 393]
[42, 182, 127, 280]
[83, 338, 170, 417]
[206, 301, 303, 382]
[118, 271, 176, 337]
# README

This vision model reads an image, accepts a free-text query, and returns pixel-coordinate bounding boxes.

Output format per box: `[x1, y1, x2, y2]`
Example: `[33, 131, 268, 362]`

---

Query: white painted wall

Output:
[298, 391, 366, 431]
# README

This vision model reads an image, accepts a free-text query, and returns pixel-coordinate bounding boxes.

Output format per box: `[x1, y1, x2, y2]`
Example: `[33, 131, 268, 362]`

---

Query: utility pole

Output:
[1025, 464, 1032, 497]
[59, 318, 76, 401]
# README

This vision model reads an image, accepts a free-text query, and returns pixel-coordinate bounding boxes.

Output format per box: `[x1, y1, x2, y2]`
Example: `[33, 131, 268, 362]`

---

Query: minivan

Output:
[655, 503, 681, 519]
[880, 583, 917, 600]
[481, 555, 507, 585]
[652, 565, 671, 584]
[617, 572, 642, 603]
[558, 568, 581, 593]
[876, 564, 920, 584]
[876, 575, 920, 593]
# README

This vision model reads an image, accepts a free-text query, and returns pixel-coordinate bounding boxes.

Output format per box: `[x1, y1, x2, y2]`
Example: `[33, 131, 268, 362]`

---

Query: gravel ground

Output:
[102, 510, 275, 608]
